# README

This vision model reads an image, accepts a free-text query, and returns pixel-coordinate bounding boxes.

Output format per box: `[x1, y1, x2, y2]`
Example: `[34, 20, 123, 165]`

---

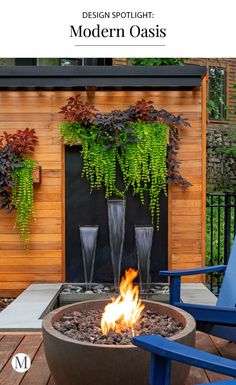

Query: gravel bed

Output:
[61, 284, 169, 295]
[53, 309, 183, 345]
[0, 298, 14, 312]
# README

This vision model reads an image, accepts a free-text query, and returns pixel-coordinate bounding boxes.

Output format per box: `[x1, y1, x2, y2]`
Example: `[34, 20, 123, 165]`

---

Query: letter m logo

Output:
[11, 353, 31, 373]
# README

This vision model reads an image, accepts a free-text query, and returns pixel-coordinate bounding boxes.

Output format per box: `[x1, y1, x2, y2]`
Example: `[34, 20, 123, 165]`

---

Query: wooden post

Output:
[201, 75, 207, 282]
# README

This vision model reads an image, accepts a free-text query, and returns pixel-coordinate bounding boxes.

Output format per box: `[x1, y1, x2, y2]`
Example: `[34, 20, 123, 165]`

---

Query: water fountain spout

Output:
[107, 199, 126, 291]
[79, 225, 99, 290]
[135, 225, 154, 292]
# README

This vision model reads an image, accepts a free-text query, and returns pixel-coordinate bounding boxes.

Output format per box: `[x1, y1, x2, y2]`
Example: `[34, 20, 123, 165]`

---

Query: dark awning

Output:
[0, 65, 207, 90]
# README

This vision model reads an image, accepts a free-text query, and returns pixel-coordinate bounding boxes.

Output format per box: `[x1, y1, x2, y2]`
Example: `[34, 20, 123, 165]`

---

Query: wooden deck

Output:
[0, 332, 235, 384]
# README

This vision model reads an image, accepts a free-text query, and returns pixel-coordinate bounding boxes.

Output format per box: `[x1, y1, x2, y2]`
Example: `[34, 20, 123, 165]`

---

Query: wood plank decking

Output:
[0, 332, 235, 385]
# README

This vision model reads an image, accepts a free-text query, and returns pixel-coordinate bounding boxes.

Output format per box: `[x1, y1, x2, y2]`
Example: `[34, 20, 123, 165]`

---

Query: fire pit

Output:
[43, 270, 196, 385]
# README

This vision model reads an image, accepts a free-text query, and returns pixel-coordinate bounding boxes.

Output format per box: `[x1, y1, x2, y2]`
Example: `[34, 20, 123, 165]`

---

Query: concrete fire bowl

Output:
[42, 300, 196, 385]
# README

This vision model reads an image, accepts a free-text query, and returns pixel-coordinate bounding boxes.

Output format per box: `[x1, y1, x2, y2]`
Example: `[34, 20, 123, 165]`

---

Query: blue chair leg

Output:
[150, 353, 171, 385]
[169, 276, 181, 305]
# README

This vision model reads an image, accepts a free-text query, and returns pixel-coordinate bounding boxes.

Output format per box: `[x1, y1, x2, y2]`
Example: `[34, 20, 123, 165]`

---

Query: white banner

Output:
[0, 0, 235, 57]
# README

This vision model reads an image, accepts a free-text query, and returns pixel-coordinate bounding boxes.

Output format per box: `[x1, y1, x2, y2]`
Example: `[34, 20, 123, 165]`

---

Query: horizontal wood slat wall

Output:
[0, 86, 206, 296]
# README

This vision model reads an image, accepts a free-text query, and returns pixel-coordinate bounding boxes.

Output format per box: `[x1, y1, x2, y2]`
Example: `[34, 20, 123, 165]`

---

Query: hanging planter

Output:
[0, 128, 39, 247]
[59, 95, 190, 228]
[32, 165, 41, 185]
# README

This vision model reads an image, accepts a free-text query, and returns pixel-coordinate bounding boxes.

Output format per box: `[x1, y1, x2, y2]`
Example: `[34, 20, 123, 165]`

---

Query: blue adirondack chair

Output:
[159, 236, 236, 341]
[133, 334, 236, 385]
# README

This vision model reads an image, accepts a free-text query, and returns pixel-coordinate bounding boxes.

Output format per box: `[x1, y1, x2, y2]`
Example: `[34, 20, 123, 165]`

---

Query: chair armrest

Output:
[176, 303, 236, 326]
[160, 265, 226, 277]
[133, 334, 236, 377]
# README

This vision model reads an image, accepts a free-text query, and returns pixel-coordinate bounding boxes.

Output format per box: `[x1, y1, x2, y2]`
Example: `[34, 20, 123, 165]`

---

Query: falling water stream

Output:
[135, 226, 154, 292]
[79, 203, 154, 292]
[79, 225, 99, 290]
[107, 199, 126, 291]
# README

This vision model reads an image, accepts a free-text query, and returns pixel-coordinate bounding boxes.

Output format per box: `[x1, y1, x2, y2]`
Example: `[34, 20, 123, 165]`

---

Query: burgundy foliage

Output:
[59, 94, 98, 125]
[0, 128, 38, 211]
[1, 128, 39, 156]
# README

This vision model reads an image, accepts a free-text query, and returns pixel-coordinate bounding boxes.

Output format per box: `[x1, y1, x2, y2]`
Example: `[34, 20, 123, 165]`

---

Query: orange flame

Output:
[101, 268, 144, 336]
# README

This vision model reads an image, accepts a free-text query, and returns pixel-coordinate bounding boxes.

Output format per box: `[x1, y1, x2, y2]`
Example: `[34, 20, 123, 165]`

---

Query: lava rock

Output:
[0, 298, 14, 312]
[53, 308, 183, 346]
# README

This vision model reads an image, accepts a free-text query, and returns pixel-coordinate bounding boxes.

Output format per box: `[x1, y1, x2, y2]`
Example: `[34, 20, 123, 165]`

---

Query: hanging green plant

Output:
[121, 122, 168, 226]
[11, 159, 37, 246]
[82, 137, 121, 198]
[59, 95, 190, 228]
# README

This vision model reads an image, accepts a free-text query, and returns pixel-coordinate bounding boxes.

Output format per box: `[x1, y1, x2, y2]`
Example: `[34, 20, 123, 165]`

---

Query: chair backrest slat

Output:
[217, 237, 236, 307]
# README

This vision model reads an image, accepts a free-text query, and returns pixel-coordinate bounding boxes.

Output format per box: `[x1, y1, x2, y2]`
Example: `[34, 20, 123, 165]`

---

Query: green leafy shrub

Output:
[215, 127, 236, 158]
[60, 122, 83, 145]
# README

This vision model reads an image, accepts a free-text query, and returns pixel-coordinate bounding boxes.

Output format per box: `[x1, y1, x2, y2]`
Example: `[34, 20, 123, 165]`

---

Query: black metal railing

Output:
[206, 192, 236, 295]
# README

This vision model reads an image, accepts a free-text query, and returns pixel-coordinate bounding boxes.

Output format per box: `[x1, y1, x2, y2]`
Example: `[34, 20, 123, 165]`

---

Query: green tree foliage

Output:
[207, 67, 228, 121]
[130, 58, 186, 66]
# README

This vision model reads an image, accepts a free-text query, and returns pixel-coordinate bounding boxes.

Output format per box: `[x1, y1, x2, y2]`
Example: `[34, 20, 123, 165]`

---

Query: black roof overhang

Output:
[0, 65, 207, 90]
